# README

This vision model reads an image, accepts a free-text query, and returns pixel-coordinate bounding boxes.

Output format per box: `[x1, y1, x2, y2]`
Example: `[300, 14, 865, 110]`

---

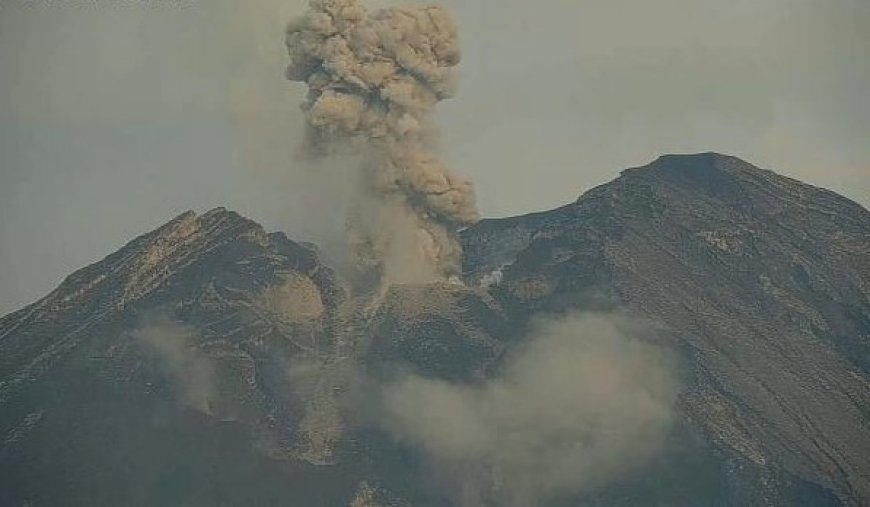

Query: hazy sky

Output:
[1, 0, 868, 315]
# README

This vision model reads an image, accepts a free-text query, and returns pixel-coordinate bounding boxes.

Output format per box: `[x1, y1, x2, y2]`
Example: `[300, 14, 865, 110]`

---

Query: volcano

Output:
[1, 154, 868, 506]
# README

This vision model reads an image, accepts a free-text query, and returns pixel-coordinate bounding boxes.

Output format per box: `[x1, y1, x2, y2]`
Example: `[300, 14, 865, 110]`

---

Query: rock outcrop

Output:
[1, 154, 867, 506]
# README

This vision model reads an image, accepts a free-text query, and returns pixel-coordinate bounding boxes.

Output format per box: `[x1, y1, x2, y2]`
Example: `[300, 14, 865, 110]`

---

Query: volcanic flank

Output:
[0, 0, 868, 504]
[1, 154, 868, 506]
[285, 0, 479, 288]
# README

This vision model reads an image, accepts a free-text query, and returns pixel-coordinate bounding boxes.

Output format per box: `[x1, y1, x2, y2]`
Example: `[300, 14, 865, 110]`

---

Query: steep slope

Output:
[461, 152, 870, 505]
[0, 208, 358, 505]
[0, 153, 867, 506]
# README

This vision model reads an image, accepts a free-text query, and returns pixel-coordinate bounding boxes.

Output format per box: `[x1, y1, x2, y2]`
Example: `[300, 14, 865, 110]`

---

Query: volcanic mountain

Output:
[1, 153, 867, 506]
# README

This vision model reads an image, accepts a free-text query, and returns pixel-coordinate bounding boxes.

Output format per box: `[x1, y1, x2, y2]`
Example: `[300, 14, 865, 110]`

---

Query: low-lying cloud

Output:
[378, 313, 679, 506]
[133, 317, 216, 415]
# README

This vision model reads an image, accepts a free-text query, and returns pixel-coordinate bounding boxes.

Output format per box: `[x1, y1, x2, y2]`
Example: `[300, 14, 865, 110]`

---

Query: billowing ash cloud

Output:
[378, 314, 679, 506]
[285, 0, 479, 286]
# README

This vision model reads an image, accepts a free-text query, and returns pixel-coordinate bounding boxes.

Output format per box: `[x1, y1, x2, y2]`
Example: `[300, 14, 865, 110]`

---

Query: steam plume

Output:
[378, 314, 678, 505]
[133, 317, 215, 415]
[285, 0, 479, 286]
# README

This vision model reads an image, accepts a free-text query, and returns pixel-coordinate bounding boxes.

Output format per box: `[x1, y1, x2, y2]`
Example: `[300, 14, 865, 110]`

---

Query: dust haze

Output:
[133, 317, 216, 415]
[376, 313, 679, 505]
[281, 5, 679, 501]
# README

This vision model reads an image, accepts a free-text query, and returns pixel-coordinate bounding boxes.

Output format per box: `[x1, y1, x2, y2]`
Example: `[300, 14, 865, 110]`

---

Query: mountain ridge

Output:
[461, 152, 870, 503]
[1, 153, 868, 506]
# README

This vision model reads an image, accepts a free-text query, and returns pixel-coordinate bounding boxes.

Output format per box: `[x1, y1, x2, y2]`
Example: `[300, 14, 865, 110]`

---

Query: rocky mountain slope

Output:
[0, 153, 867, 506]
[462, 153, 870, 505]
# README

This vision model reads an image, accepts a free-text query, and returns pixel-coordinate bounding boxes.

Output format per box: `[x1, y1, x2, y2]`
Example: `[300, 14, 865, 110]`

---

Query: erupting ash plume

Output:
[285, 0, 479, 286]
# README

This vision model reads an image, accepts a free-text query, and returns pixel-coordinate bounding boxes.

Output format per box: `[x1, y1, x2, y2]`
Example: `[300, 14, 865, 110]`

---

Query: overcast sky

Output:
[1, 0, 868, 315]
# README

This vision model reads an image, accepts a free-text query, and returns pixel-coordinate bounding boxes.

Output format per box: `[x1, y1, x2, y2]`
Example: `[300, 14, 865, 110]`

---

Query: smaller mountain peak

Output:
[34, 208, 272, 317]
[194, 207, 251, 231]
[159, 208, 250, 232]
[153, 208, 264, 243]
[201, 206, 233, 219]
[173, 209, 197, 221]
[145, 211, 204, 248]
[153, 210, 196, 234]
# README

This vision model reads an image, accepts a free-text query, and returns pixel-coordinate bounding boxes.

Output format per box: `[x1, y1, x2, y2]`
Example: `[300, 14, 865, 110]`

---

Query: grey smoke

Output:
[133, 317, 216, 415]
[378, 313, 679, 506]
[285, 0, 480, 286]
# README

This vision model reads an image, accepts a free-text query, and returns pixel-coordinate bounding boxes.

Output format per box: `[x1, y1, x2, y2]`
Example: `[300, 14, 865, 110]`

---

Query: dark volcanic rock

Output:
[462, 152, 870, 505]
[365, 283, 509, 382]
[1, 153, 867, 506]
[0, 208, 357, 505]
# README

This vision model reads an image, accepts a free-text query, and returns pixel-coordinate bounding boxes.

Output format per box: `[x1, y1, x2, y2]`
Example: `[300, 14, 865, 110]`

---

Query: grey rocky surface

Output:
[0, 153, 867, 506]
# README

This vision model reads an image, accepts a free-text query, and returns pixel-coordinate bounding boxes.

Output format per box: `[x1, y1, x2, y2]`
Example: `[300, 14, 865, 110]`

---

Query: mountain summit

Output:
[1, 154, 868, 506]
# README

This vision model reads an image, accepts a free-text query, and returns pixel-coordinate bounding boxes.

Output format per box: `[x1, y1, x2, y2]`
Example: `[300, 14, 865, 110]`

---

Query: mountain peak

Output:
[636, 152, 755, 172]
[3, 158, 869, 506]
[615, 152, 761, 202]
[461, 153, 870, 504]
[46, 208, 267, 312]
[651, 151, 738, 165]
[605, 152, 868, 224]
